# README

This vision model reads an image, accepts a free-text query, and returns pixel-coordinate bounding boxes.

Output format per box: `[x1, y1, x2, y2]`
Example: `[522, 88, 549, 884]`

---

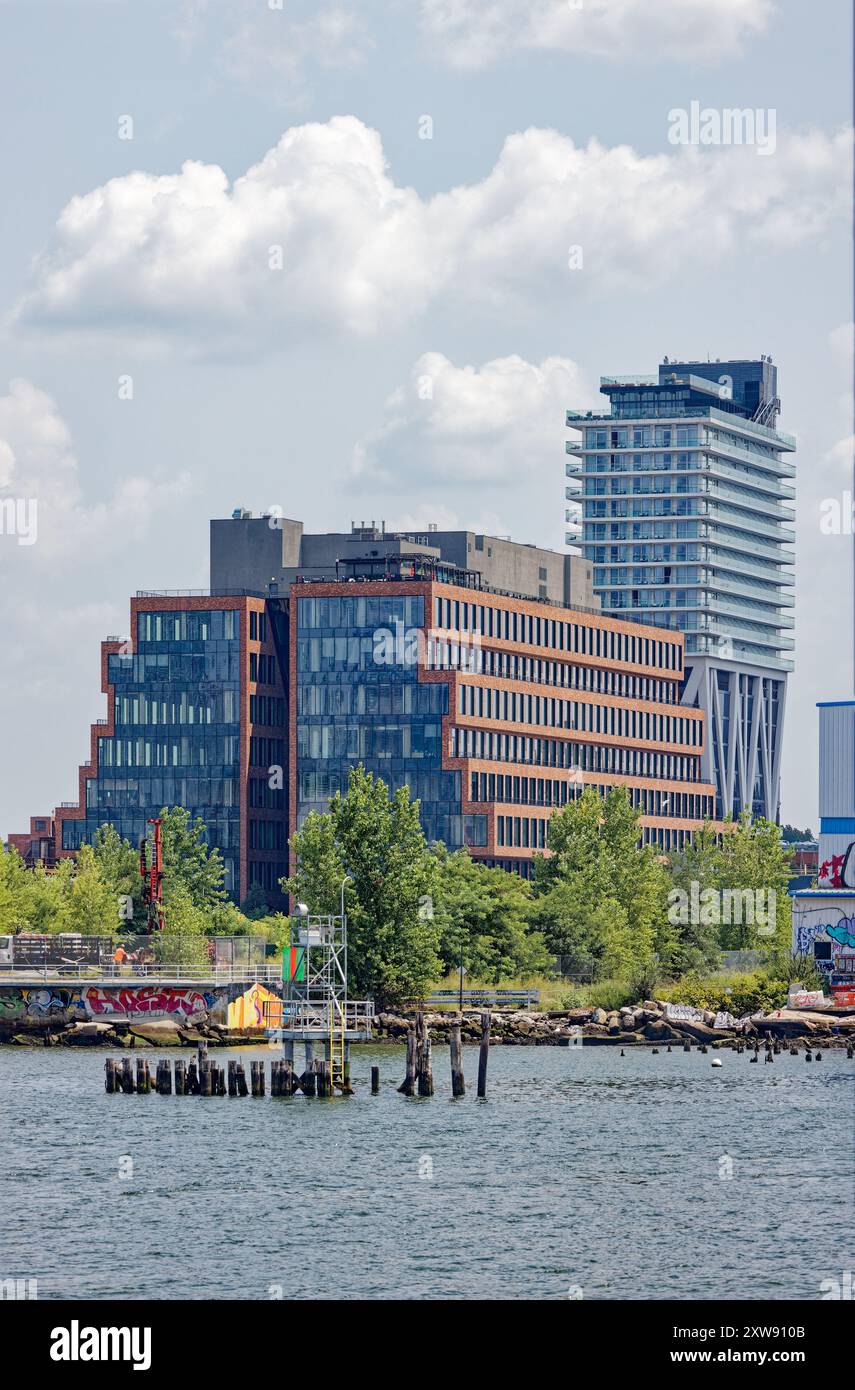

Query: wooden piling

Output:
[398, 1026, 417, 1096]
[301, 1062, 317, 1098]
[105, 1058, 117, 1094]
[174, 1060, 186, 1095]
[200, 1060, 212, 1096]
[416, 1013, 434, 1097]
[280, 1059, 293, 1096]
[371, 1065, 380, 1094]
[186, 1060, 199, 1094]
[450, 1022, 465, 1097]
[227, 1060, 238, 1097]
[121, 1057, 134, 1095]
[236, 1061, 248, 1096]
[135, 1058, 146, 1093]
[477, 1011, 491, 1099]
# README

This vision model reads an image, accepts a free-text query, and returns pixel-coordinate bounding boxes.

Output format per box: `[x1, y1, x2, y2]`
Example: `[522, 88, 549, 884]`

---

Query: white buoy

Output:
[711, 1058, 723, 1067]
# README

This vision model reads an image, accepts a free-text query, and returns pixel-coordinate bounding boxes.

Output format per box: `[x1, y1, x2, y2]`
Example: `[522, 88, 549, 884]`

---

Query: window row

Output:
[136, 610, 238, 644]
[249, 694, 285, 726]
[469, 771, 713, 820]
[433, 598, 680, 672]
[248, 818, 287, 850]
[456, 683, 702, 746]
[449, 726, 701, 784]
[114, 690, 237, 727]
[97, 736, 239, 769]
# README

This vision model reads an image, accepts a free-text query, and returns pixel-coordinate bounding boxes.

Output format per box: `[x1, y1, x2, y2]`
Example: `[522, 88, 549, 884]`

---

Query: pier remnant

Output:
[399, 1026, 417, 1096]
[477, 1011, 491, 1099]
[450, 1022, 465, 1097]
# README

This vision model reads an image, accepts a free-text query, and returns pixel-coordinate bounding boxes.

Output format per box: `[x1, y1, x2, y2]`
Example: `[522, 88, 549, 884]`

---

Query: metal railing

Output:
[263, 998, 374, 1033]
[0, 962, 283, 984]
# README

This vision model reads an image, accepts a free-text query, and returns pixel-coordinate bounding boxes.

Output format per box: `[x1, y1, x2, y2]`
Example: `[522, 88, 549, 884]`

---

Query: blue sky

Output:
[0, 0, 852, 834]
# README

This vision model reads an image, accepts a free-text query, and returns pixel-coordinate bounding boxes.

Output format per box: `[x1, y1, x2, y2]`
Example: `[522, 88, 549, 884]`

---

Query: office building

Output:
[567, 357, 796, 820]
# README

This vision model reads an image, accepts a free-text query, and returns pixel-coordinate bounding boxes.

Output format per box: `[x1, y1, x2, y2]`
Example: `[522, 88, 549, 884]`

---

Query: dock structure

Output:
[264, 907, 373, 1092]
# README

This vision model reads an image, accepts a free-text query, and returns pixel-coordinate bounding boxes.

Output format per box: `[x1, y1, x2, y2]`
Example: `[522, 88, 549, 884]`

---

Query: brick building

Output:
[7, 520, 716, 903]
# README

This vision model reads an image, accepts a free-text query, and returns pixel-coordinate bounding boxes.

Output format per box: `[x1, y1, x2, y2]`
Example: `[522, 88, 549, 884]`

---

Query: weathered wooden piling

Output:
[371, 1065, 380, 1094]
[398, 1026, 417, 1096]
[200, 1060, 212, 1096]
[477, 1011, 491, 1099]
[135, 1058, 146, 1093]
[121, 1057, 134, 1094]
[174, 1060, 186, 1095]
[301, 1062, 317, 1098]
[227, 1060, 238, 1097]
[105, 1058, 117, 1093]
[416, 1013, 434, 1097]
[236, 1061, 248, 1096]
[450, 1022, 465, 1097]
[186, 1060, 199, 1093]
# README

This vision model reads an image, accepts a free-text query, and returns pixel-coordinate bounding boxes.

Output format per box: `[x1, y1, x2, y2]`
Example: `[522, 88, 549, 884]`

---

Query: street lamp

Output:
[340, 873, 353, 923]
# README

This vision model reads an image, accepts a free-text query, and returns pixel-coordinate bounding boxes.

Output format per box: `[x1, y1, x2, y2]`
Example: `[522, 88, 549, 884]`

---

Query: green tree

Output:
[533, 786, 673, 981]
[665, 822, 724, 973]
[157, 807, 228, 916]
[433, 846, 551, 981]
[92, 824, 144, 929]
[670, 814, 793, 952]
[59, 844, 120, 936]
[283, 765, 441, 1005]
[0, 843, 34, 933]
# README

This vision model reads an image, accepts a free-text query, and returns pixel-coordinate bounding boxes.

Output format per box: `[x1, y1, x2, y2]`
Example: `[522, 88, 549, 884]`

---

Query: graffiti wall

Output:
[0, 983, 216, 1027]
[83, 986, 214, 1018]
[226, 982, 278, 1030]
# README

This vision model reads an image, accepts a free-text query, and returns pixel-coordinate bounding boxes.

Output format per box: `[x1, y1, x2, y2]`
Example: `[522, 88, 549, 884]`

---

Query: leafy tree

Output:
[92, 824, 144, 929]
[780, 824, 815, 844]
[283, 765, 440, 1005]
[432, 846, 551, 982]
[0, 843, 34, 933]
[156, 884, 210, 967]
[239, 882, 271, 920]
[665, 822, 724, 973]
[157, 807, 228, 914]
[60, 844, 120, 936]
[532, 786, 673, 981]
[670, 814, 793, 952]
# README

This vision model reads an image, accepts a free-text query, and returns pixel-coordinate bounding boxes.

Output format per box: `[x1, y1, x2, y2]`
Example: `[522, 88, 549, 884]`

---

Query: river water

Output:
[2, 1043, 852, 1300]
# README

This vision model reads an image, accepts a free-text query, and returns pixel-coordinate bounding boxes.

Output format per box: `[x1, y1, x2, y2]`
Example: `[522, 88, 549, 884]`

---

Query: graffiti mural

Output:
[0, 987, 83, 1022]
[226, 982, 278, 1030]
[818, 843, 855, 888]
[83, 986, 214, 1018]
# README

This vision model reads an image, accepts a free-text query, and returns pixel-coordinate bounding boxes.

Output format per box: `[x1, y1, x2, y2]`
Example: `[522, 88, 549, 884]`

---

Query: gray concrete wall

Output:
[210, 516, 599, 610]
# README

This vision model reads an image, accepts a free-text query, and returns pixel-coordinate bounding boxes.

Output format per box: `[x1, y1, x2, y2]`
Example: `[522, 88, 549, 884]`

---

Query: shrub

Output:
[659, 971, 789, 1016]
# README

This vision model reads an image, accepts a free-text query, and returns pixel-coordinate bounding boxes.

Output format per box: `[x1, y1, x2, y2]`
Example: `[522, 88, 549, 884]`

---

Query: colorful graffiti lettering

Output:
[84, 986, 214, 1017]
[827, 919, 855, 950]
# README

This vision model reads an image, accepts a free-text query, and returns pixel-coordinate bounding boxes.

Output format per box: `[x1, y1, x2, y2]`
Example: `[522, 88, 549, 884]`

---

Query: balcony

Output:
[704, 502, 795, 545]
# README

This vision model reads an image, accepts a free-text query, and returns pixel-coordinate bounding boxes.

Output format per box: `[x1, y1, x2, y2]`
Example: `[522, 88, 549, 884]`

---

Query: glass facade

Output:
[295, 593, 468, 847]
[568, 361, 795, 821]
[568, 362, 795, 670]
[61, 608, 243, 894]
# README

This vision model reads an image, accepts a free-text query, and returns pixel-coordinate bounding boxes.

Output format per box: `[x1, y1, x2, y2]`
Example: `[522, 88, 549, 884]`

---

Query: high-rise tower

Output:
[567, 357, 796, 821]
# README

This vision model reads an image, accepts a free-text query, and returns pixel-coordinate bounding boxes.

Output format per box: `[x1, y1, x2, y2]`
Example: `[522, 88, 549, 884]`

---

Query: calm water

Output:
[2, 1043, 853, 1300]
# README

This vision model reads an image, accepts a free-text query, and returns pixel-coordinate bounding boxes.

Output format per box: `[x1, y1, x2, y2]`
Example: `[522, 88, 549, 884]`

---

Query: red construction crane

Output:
[139, 817, 165, 933]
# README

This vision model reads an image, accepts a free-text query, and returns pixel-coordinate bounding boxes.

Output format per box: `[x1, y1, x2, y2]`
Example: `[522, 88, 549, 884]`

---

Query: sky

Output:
[0, 0, 852, 837]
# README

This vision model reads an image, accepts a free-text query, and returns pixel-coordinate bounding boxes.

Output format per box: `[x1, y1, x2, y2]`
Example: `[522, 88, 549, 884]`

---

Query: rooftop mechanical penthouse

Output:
[9, 519, 717, 903]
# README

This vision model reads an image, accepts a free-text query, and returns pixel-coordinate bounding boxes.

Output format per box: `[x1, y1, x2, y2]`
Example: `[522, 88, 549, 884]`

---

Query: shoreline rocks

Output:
[2, 997, 854, 1048]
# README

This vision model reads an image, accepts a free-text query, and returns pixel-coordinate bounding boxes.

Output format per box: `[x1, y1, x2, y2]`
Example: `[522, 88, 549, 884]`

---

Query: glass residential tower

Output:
[567, 357, 795, 821]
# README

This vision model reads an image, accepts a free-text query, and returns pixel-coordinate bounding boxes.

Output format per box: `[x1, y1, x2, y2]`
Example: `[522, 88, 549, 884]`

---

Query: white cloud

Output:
[0, 381, 198, 834]
[0, 378, 193, 559]
[173, 0, 372, 100]
[15, 118, 851, 350]
[351, 351, 597, 487]
[419, 0, 776, 69]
